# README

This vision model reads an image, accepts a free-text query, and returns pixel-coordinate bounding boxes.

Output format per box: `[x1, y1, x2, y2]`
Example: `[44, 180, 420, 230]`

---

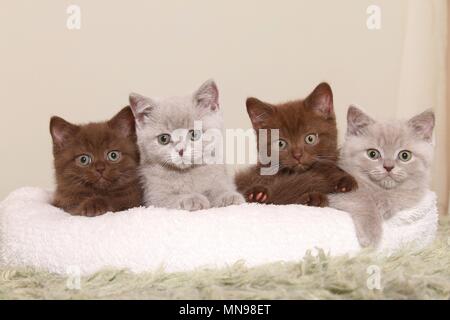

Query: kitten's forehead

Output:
[68, 123, 130, 153]
[144, 95, 219, 132]
[348, 120, 429, 156]
[367, 122, 410, 148]
[274, 102, 335, 139]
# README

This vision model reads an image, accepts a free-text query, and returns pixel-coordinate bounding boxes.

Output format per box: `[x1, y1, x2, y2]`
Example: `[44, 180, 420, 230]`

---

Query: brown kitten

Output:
[235, 83, 357, 207]
[50, 107, 143, 216]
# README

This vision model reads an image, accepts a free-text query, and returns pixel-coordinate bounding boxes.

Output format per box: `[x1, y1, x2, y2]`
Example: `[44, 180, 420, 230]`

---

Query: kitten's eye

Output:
[157, 134, 171, 145]
[305, 134, 318, 145]
[277, 139, 288, 150]
[107, 151, 121, 162]
[367, 149, 381, 160]
[398, 150, 412, 162]
[77, 154, 92, 166]
[188, 129, 202, 141]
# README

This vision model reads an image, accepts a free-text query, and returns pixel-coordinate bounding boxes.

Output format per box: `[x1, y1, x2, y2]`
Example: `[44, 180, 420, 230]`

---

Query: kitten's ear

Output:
[50, 116, 78, 148]
[193, 79, 219, 111]
[346, 105, 375, 136]
[129, 93, 156, 124]
[108, 107, 136, 138]
[304, 82, 334, 118]
[246, 97, 274, 129]
[408, 109, 435, 142]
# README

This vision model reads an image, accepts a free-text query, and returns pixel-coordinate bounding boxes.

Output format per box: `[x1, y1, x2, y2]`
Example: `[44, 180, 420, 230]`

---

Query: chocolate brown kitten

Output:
[50, 107, 142, 216]
[235, 83, 357, 207]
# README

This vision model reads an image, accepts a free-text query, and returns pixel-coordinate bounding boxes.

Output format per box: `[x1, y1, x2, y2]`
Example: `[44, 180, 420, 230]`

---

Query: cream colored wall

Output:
[0, 1, 442, 206]
[447, 0, 450, 215]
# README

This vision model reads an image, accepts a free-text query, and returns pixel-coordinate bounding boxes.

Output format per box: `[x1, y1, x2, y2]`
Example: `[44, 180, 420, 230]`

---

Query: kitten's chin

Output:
[173, 163, 194, 170]
[378, 177, 397, 189]
[293, 164, 312, 173]
[278, 163, 312, 174]
[164, 159, 196, 170]
[168, 155, 206, 170]
[92, 177, 114, 189]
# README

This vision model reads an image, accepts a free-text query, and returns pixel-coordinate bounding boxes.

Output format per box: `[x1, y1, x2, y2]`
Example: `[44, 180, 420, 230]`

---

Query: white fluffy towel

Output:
[0, 187, 438, 275]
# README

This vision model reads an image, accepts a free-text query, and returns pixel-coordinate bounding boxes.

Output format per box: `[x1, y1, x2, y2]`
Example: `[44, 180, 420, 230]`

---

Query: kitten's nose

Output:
[178, 149, 184, 157]
[384, 165, 394, 172]
[292, 152, 302, 161]
[95, 162, 106, 173]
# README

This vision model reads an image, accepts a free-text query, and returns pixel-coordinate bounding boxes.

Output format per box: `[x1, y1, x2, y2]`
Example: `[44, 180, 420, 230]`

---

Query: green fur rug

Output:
[1, 219, 449, 300]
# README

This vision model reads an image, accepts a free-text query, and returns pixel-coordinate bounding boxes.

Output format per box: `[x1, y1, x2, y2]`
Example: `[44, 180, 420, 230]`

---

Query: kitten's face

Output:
[50, 107, 140, 191]
[130, 80, 223, 170]
[246, 83, 338, 172]
[342, 106, 435, 190]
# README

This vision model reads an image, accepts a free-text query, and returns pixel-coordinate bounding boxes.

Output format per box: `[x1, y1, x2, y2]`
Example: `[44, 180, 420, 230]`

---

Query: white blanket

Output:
[0, 187, 438, 275]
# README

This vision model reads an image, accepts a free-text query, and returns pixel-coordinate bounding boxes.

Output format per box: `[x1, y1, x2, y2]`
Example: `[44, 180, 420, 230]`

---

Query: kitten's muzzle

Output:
[383, 159, 395, 173]
[292, 152, 302, 161]
[95, 162, 106, 174]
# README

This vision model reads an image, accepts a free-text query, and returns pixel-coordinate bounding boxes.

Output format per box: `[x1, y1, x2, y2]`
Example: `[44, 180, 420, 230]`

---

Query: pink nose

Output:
[384, 165, 394, 172]
[95, 163, 105, 173]
[293, 153, 302, 161]
[178, 149, 184, 157]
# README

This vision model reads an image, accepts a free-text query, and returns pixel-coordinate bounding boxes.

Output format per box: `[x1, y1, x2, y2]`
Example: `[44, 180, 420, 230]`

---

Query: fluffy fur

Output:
[329, 106, 435, 247]
[235, 83, 357, 206]
[50, 107, 142, 216]
[1, 218, 448, 299]
[130, 80, 244, 211]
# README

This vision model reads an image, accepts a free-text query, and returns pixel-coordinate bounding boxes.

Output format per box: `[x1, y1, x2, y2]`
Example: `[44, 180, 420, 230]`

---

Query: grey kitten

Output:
[329, 106, 435, 247]
[129, 79, 244, 211]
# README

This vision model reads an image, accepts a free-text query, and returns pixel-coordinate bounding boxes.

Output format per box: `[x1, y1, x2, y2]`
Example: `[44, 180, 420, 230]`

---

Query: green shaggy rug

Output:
[1, 219, 449, 300]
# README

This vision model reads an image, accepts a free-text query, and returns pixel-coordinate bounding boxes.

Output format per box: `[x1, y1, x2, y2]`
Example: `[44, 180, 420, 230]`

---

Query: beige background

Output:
[0, 0, 448, 214]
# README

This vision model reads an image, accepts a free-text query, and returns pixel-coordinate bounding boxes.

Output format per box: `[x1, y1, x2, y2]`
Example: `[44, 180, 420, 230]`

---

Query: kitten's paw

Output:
[75, 198, 111, 217]
[335, 175, 358, 193]
[245, 185, 270, 203]
[178, 194, 210, 211]
[298, 192, 328, 207]
[382, 210, 394, 220]
[356, 225, 382, 248]
[356, 232, 380, 248]
[216, 192, 245, 207]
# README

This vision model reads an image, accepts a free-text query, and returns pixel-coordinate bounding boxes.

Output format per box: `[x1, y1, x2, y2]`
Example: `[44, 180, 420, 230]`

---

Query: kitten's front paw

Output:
[216, 192, 245, 207]
[298, 192, 328, 207]
[75, 198, 111, 217]
[178, 194, 210, 211]
[382, 210, 394, 220]
[245, 185, 270, 203]
[356, 224, 382, 248]
[356, 230, 380, 248]
[335, 175, 358, 193]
